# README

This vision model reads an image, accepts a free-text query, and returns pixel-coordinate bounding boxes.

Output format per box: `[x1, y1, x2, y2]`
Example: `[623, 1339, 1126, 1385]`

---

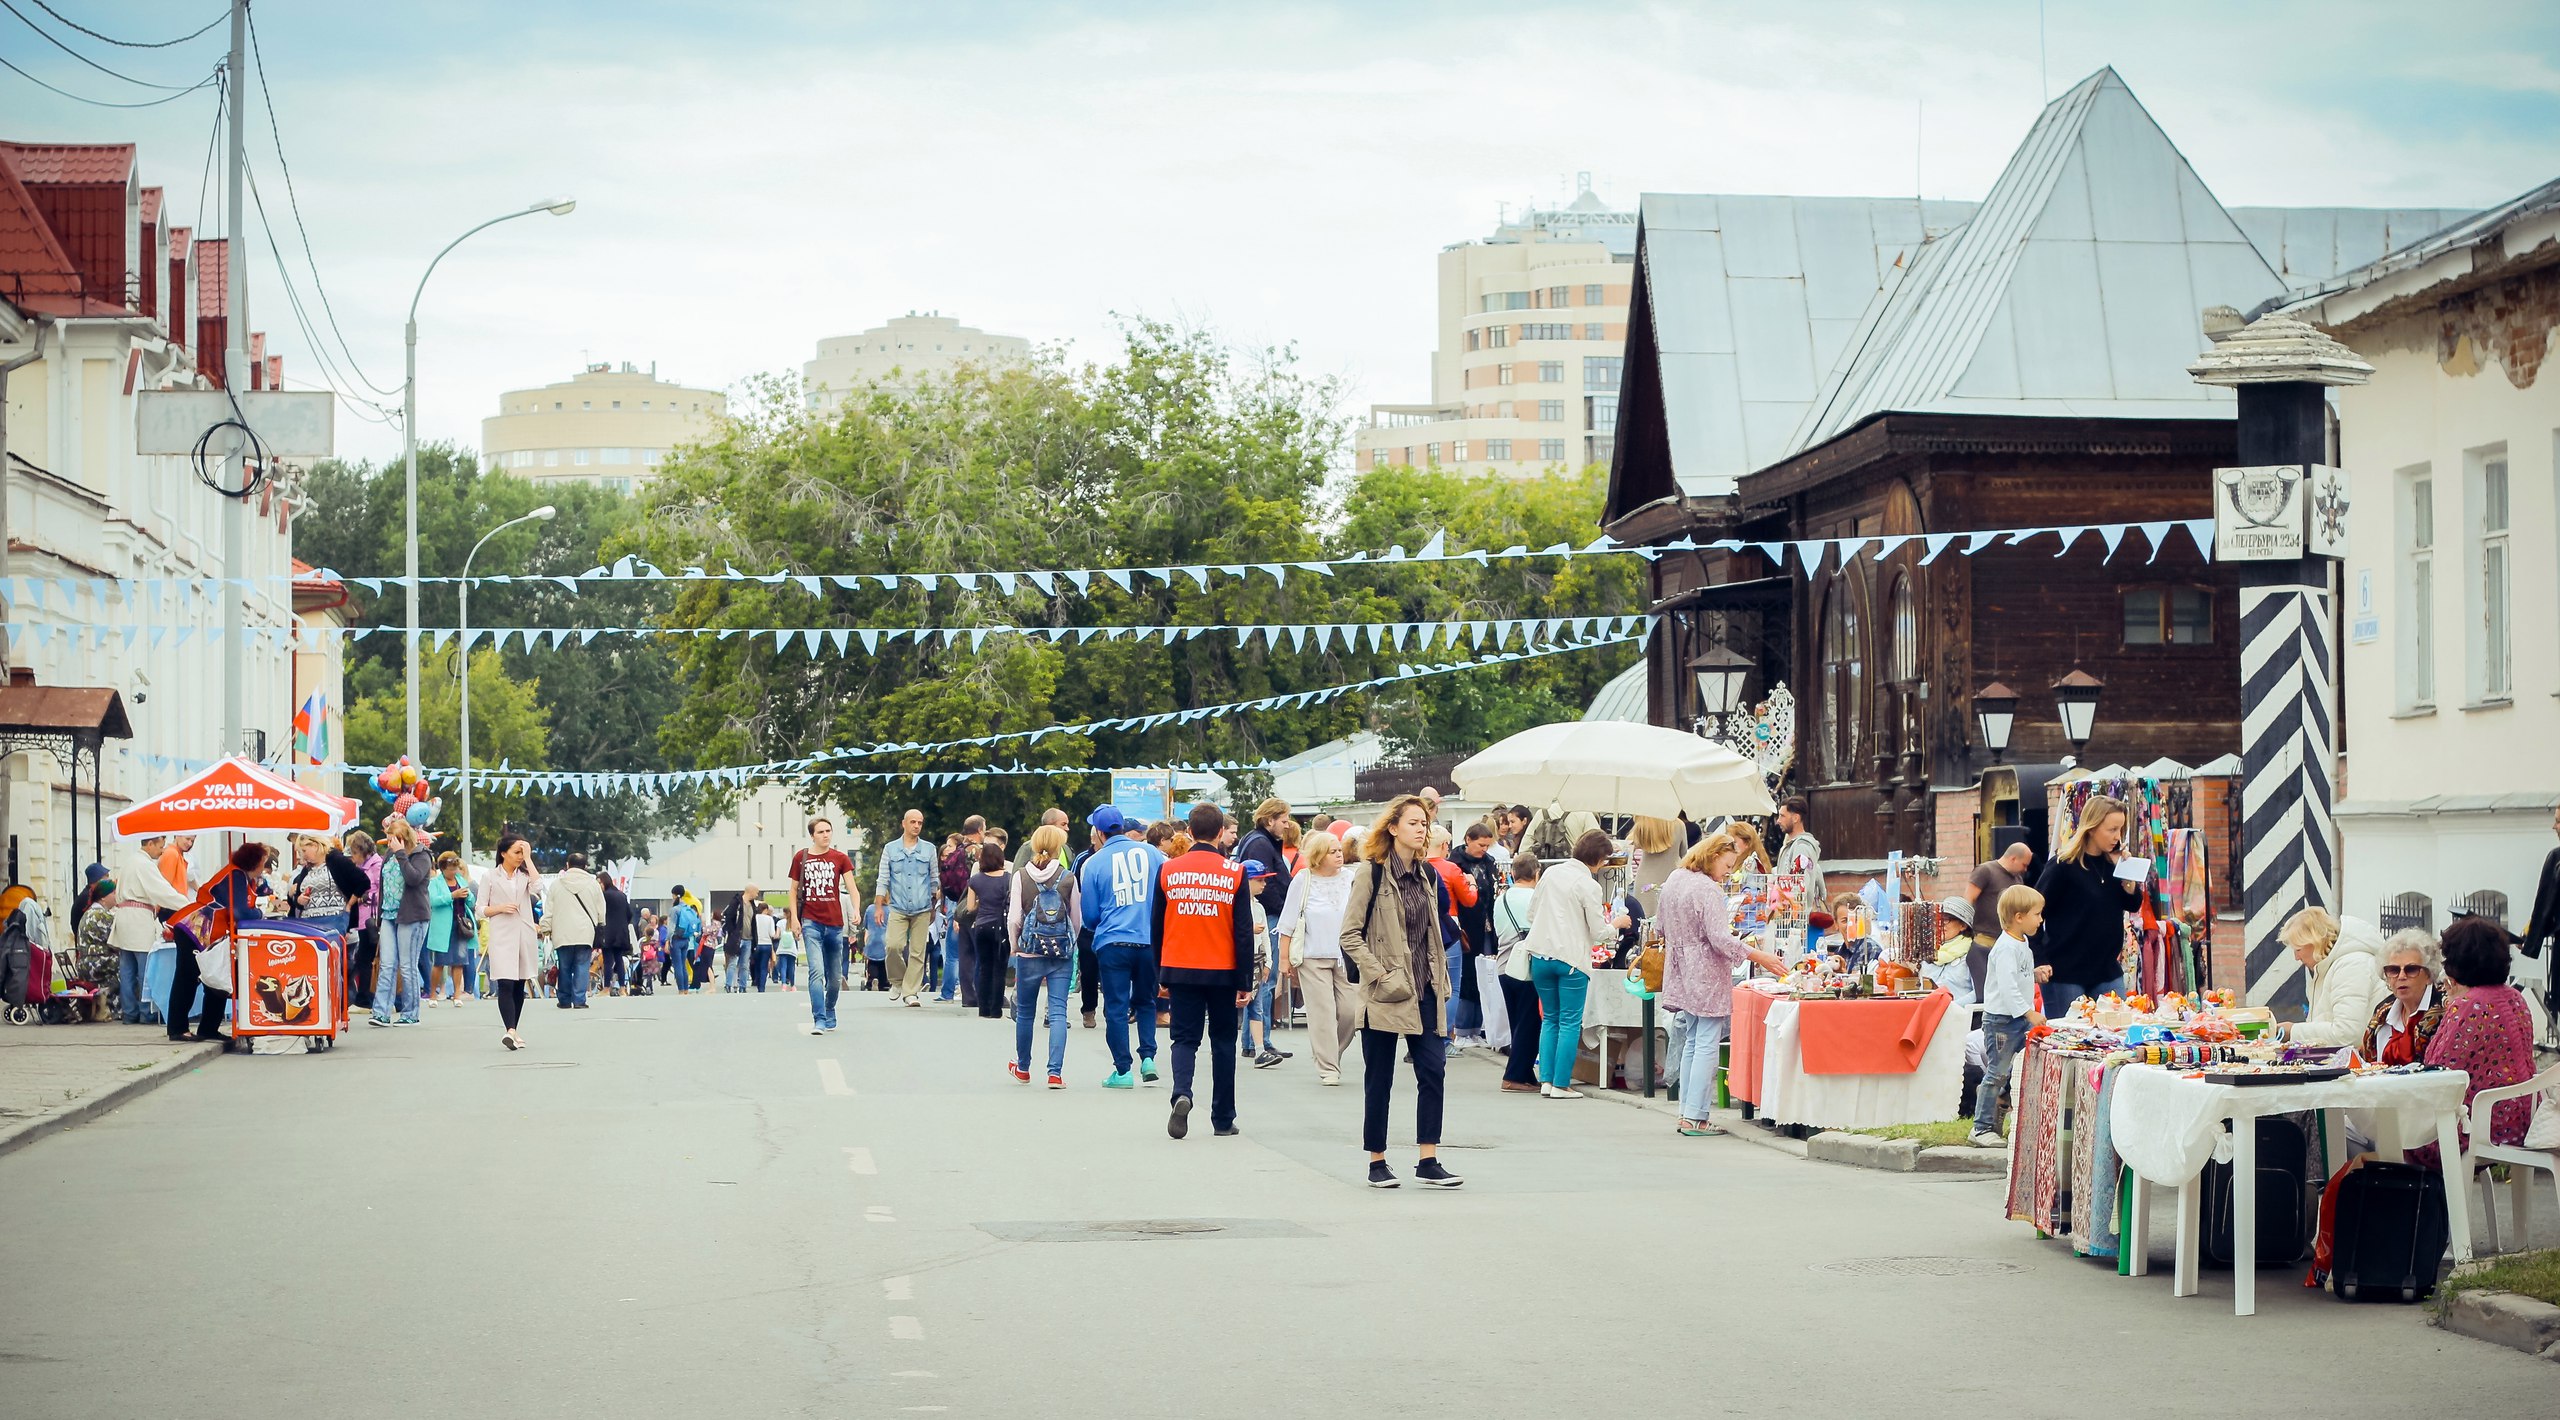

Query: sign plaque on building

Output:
[2212, 463, 2348, 562]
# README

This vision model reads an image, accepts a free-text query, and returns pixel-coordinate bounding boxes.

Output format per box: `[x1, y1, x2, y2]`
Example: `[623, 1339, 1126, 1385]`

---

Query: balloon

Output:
[400, 765, 422, 787]
[393, 792, 418, 815]
[405, 801, 436, 827]
[376, 768, 402, 793]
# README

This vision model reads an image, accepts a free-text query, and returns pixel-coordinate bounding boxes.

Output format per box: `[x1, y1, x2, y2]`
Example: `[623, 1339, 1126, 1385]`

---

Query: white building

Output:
[622, 782, 859, 910]
[803, 313, 1030, 414]
[1, 140, 298, 905]
[2288, 179, 2560, 979]
[480, 362, 725, 494]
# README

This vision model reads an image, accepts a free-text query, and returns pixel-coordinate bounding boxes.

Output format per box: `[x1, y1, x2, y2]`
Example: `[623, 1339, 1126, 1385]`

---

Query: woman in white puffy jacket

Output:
[2276, 908, 2388, 1047]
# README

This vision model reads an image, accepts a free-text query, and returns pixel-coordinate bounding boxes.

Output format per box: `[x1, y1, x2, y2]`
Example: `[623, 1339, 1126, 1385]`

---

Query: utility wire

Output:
[246, 9, 400, 396]
[243, 158, 402, 427]
[29, 1, 225, 49]
[0, 48, 215, 105]
[192, 73, 222, 235]
[1, 0, 209, 89]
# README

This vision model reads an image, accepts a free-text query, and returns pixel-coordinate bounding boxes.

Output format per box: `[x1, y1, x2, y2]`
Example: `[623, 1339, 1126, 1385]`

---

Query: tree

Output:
[343, 648, 549, 852]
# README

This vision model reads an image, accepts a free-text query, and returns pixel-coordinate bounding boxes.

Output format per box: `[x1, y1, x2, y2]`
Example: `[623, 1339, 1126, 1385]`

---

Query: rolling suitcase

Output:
[2328, 1161, 2449, 1303]
[2202, 1116, 2310, 1266]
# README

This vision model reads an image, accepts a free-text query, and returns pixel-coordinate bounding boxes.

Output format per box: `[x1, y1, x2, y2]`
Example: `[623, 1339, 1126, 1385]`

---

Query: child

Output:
[862, 901, 891, 992]
[1969, 884, 2053, 1148]
[773, 914, 799, 991]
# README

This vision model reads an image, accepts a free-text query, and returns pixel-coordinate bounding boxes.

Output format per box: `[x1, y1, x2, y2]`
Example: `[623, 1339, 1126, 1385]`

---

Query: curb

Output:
[1449, 1045, 1809, 1159]
[1810, 1132, 1918, 1171]
[0, 1039, 223, 1162]
[2437, 1288, 2560, 1363]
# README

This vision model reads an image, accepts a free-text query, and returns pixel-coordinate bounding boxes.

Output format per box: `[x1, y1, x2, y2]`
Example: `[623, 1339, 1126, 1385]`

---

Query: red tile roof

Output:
[0, 151, 82, 311]
[0, 142, 134, 186]
[139, 185, 162, 224]
[195, 236, 226, 316]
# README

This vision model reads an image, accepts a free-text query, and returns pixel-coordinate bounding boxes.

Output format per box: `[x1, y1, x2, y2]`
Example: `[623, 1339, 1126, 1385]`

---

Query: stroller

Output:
[629, 943, 658, 996]
[0, 885, 66, 1026]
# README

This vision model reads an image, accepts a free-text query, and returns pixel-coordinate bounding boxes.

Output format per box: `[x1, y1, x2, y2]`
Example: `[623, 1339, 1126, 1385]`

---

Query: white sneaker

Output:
[1544, 1084, 1584, 1099]
[904, 995, 921, 1008]
[1318, 1070, 1341, 1086]
[1969, 1130, 2006, 1149]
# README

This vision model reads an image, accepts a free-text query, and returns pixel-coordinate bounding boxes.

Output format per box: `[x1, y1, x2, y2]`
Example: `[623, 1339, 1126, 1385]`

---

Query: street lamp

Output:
[1972, 682, 2019, 765]
[404, 196, 577, 764]
[2051, 668, 2104, 763]
[458, 505, 556, 857]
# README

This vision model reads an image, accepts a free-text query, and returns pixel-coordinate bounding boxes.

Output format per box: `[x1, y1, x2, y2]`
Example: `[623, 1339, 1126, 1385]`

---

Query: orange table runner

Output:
[1729, 982, 1780, 1105]
[1794, 990, 1953, 1076]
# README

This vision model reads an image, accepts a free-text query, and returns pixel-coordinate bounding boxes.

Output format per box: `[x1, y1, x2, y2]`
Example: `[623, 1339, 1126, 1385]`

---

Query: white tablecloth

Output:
[1754, 995, 1966, 1129]
[2109, 1066, 2472, 1186]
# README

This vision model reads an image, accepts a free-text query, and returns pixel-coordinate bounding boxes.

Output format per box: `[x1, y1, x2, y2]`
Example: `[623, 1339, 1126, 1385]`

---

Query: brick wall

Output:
[1930, 787, 1979, 903]
[2436, 258, 2560, 389]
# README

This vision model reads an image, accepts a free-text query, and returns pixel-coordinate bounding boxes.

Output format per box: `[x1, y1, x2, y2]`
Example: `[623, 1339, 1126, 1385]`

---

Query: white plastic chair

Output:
[2463, 1062, 2560, 1253]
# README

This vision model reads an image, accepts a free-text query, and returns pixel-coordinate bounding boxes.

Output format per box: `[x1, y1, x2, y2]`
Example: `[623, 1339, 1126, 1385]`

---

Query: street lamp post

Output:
[1687, 642, 1753, 746]
[2051, 668, 2104, 764]
[1972, 682, 2019, 766]
[458, 506, 556, 858]
[404, 197, 577, 764]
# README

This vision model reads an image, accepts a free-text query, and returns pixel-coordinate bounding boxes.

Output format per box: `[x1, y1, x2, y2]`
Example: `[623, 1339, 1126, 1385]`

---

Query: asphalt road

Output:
[2, 983, 2548, 1418]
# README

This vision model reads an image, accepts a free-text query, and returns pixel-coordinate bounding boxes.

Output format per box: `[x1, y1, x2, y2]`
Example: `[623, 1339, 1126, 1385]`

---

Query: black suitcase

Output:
[2202, 1116, 2309, 1267]
[2329, 1161, 2449, 1303]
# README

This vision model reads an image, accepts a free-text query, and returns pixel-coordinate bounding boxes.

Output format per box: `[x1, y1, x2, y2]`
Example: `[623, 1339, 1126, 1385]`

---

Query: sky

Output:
[6, 0, 2557, 467]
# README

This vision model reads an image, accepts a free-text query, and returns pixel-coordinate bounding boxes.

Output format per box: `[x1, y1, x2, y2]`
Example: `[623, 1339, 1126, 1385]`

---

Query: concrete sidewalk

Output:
[0, 1024, 223, 1159]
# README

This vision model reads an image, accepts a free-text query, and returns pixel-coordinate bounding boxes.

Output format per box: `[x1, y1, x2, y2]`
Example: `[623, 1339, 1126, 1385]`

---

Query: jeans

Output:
[1166, 982, 1240, 1129]
[1975, 1014, 2030, 1135]
[1095, 939, 1160, 1074]
[556, 946, 593, 1007]
[724, 950, 747, 992]
[1077, 939, 1100, 1014]
[372, 920, 428, 1023]
[2041, 974, 2122, 1022]
[773, 953, 796, 986]
[1497, 971, 1543, 1084]
[119, 948, 151, 1024]
[1361, 987, 1446, 1153]
[670, 940, 697, 991]
[973, 924, 1008, 1017]
[1530, 957, 1589, 1087]
[1447, 943, 1483, 1034]
[1240, 931, 1275, 1054]
[751, 945, 773, 990]
[885, 910, 932, 997]
[1673, 1010, 1729, 1122]
[1014, 955, 1073, 1075]
[802, 923, 847, 1028]
[937, 898, 964, 997]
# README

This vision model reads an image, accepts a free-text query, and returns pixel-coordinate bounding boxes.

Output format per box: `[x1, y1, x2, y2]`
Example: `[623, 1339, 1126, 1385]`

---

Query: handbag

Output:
[1497, 893, 1534, 982]
[1634, 938, 1665, 994]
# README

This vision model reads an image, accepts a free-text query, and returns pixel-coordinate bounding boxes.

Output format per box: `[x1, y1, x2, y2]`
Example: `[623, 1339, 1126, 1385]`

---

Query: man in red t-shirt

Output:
[786, 817, 857, 1034]
[1150, 803, 1255, 1140]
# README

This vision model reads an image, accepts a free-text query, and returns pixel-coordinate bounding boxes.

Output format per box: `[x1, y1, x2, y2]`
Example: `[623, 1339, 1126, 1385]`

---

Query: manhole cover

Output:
[976, 1218, 1318, 1244]
[486, 1060, 579, 1070]
[1810, 1256, 2025, 1277]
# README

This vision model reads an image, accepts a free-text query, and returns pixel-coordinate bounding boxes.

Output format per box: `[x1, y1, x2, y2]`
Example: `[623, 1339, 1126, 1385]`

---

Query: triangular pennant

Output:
[2181, 519, 2215, 560]
[1023, 570, 1055, 596]
[1104, 569, 1133, 593]
[1063, 570, 1091, 594]
[2096, 525, 2127, 561]
[2137, 520, 2176, 563]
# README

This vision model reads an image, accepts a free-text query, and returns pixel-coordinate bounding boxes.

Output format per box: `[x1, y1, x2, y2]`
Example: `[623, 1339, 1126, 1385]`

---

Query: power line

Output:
[1, 0, 209, 89]
[0, 48, 216, 106]
[245, 9, 399, 397]
[192, 73, 223, 235]
[30, 1, 225, 49]
[243, 157, 404, 427]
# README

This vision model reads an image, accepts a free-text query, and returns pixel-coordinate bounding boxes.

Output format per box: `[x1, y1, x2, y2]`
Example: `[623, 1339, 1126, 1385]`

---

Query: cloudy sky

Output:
[8, 0, 2556, 466]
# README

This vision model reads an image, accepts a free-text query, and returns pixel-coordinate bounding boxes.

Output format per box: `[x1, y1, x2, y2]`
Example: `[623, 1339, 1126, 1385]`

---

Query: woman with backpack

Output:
[1007, 825, 1082, 1086]
[668, 888, 703, 994]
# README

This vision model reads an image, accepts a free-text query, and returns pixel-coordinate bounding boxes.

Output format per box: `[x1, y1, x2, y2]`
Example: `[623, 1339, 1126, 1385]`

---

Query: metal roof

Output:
[1623, 67, 2478, 498]
[1582, 660, 1649, 723]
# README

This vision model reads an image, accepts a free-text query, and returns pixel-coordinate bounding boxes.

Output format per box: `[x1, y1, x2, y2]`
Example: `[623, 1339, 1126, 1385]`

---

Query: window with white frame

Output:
[2400, 466, 2434, 708]
[1584, 323, 1604, 341]
[1487, 438, 1512, 460]
[1538, 438, 1565, 463]
[1587, 395, 1618, 432]
[573, 448, 591, 466]
[603, 447, 630, 464]
[2471, 448, 2511, 701]
[1497, 364, 1514, 386]
[1537, 362, 1563, 383]
[1426, 442, 1441, 463]
[1584, 284, 1605, 305]
[1538, 399, 1564, 422]
[543, 450, 560, 467]
[1452, 440, 1469, 462]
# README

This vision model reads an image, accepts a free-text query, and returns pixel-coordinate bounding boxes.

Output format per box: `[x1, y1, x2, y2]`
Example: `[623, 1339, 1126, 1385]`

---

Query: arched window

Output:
[1888, 575, 1918, 686]
[1818, 580, 1866, 782]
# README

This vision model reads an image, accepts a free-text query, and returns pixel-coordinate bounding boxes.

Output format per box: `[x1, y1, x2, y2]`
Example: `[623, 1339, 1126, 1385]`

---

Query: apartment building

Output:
[803, 312, 1030, 413]
[0, 138, 297, 906]
[1355, 178, 1636, 478]
[481, 362, 726, 493]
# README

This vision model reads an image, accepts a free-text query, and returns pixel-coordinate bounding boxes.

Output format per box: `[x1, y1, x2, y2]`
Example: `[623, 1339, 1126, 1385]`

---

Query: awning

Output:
[114, 756, 357, 840]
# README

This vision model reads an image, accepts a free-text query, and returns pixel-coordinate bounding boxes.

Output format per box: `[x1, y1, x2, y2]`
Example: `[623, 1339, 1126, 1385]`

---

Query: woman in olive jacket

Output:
[1339, 793, 1464, 1190]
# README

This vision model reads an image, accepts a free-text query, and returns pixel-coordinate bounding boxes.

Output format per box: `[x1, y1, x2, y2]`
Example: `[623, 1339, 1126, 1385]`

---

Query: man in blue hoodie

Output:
[1080, 805, 1166, 1088]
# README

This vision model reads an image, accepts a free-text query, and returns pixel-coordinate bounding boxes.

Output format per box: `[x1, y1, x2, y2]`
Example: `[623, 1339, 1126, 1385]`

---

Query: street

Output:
[3, 988, 2550, 1418]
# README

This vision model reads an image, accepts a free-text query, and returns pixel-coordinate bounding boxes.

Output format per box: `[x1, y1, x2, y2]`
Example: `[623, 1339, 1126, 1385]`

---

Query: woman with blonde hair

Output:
[1006, 824, 1081, 1086]
[2029, 794, 2145, 1018]
[1658, 830, 1791, 1135]
[1725, 821, 1773, 875]
[1339, 794, 1464, 1186]
[1278, 829, 1358, 1085]
[2274, 906, 2387, 1047]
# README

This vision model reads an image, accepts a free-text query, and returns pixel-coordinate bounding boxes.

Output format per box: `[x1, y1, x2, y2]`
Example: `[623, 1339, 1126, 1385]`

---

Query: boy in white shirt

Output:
[1969, 884, 2052, 1148]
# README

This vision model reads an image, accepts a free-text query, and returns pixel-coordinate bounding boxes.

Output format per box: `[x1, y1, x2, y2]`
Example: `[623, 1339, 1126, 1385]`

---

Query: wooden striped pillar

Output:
[2238, 566, 2334, 1012]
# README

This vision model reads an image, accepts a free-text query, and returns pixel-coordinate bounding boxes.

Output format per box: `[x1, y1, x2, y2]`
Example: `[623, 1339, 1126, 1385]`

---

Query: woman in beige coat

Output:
[479, 833, 544, 1050]
[1339, 793, 1462, 1190]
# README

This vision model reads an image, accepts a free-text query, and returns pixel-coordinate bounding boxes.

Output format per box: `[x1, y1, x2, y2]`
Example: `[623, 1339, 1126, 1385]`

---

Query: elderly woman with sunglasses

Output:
[2358, 929, 2447, 1065]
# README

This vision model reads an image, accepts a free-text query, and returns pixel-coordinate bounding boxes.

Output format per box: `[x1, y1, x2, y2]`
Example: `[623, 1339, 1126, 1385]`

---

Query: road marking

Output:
[883, 1276, 912, 1300]
[865, 1205, 896, 1224]
[889, 1371, 936, 1378]
[888, 1315, 924, 1341]
[817, 1059, 855, 1096]
[844, 1146, 877, 1175]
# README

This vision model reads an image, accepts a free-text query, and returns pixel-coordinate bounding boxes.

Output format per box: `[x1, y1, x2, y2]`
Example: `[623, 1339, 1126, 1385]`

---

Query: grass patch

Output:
[2444, 1249, 2560, 1309]
[123, 1061, 154, 1072]
[1854, 1119, 1978, 1148]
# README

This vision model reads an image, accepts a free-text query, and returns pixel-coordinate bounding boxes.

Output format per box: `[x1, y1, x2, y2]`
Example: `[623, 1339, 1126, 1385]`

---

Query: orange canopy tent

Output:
[113, 756, 358, 841]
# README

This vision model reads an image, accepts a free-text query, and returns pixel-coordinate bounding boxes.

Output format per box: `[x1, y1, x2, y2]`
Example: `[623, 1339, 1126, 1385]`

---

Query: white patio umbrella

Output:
[1452, 720, 1773, 821]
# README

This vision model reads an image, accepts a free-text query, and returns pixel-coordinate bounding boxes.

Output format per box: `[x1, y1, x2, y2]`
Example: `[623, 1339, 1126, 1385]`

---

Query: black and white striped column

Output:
[2239, 572, 2334, 1013]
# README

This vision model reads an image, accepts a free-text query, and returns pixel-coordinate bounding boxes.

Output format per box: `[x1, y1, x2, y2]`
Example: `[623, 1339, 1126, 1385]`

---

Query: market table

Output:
[1731, 981, 1964, 1129]
[2109, 1064, 2474, 1315]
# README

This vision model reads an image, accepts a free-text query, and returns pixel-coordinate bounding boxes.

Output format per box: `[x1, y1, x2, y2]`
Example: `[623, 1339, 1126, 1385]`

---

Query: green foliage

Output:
[343, 649, 549, 852]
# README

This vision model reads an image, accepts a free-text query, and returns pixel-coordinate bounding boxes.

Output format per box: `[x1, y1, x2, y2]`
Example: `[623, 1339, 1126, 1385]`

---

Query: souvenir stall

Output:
[2049, 769, 2216, 995]
[114, 757, 363, 1052]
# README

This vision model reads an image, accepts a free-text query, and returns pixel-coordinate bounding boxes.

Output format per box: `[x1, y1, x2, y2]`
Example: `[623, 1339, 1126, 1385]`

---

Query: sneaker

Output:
[1008, 1063, 1031, 1084]
[1212, 1124, 1239, 1136]
[1253, 1048, 1284, 1069]
[366, 1016, 390, 1028]
[1167, 1094, 1193, 1139]
[1139, 1059, 1160, 1085]
[1367, 1160, 1400, 1189]
[905, 996, 922, 1008]
[1542, 1084, 1583, 1099]
[1969, 1130, 2006, 1149]
[1415, 1158, 1463, 1188]
[1103, 1070, 1135, 1089]
[1046, 1074, 1065, 1089]
[1082, 1010, 1098, 1029]
[1318, 1070, 1342, 1086]
[1500, 1080, 1539, 1093]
